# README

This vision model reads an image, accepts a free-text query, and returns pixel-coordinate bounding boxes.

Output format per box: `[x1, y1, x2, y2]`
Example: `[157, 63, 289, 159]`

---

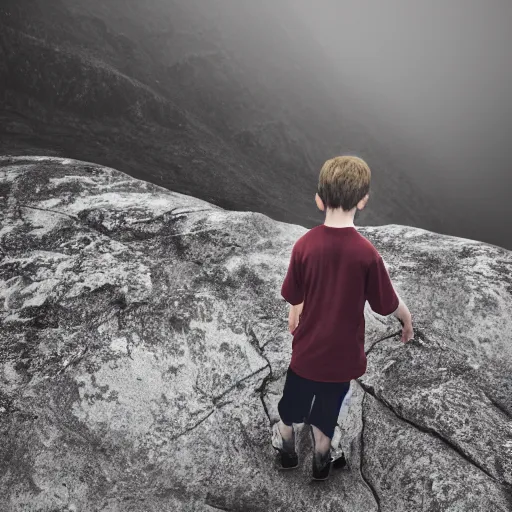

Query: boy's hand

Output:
[288, 302, 304, 333]
[393, 299, 414, 343]
[400, 320, 414, 343]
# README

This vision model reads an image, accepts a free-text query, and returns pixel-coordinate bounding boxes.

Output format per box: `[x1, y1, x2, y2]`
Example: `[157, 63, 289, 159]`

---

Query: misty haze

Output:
[1, 0, 511, 248]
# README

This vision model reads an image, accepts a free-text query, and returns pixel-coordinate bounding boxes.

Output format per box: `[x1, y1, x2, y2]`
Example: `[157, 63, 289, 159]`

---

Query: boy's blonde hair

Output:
[318, 156, 371, 211]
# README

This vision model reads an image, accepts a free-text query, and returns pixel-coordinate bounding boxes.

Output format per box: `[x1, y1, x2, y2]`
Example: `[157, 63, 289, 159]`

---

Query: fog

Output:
[3, 0, 511, 247]
[293, 0, 512, 247]
[185, 0, 512, 248]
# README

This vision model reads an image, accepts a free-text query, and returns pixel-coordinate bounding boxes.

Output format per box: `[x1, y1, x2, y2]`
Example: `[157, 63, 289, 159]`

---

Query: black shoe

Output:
[309, 425, 333, 480]
[278, 450, 299, 470]
[271, 422, 299, 470]
[312, 451, 333, 481]
[332, 451, 347, 469]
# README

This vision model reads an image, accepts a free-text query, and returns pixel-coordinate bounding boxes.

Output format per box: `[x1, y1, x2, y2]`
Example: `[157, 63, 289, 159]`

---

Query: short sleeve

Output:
[281, 243, 304, 306]
[365, 254, 399, 316]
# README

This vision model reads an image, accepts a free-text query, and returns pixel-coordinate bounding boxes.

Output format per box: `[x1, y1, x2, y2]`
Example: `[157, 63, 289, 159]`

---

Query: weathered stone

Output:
[1, 156, 511, 511]
[361, 390, 511, 511]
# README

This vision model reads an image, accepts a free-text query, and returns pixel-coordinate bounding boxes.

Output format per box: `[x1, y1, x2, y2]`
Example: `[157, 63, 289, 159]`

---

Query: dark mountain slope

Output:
[0, 0, 442, 231]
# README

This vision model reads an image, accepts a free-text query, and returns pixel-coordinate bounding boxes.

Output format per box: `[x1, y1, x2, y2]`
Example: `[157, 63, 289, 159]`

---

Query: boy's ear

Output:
[315, 193, 325, 212]
[357, 193, 369, 210]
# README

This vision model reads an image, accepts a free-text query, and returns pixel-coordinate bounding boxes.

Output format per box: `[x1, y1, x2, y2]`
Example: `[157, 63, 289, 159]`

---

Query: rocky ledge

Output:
[1, 156, 511, 511]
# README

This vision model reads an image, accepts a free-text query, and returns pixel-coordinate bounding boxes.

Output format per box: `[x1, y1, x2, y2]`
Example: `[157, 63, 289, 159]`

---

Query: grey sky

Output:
[177, 0, 512, 246]
[50, 0, 512, 247]
[291, 0, 512, 198]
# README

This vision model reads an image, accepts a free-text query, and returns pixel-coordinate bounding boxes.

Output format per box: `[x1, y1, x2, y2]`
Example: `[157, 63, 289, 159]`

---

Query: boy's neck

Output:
[324, 207, 356, 228]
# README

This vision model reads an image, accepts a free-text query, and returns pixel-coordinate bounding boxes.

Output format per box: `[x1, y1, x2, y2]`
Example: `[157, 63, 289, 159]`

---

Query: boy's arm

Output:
[391, 294, 414, 343]
[365, 255, 399, 316]
[366, 254, 413, 343]
[391, 293, 410, 323]
[281, 243, 304, 333]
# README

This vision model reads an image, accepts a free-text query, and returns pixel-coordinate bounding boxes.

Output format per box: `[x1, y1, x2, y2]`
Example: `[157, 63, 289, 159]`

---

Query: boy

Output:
[272, 156, 414, 481]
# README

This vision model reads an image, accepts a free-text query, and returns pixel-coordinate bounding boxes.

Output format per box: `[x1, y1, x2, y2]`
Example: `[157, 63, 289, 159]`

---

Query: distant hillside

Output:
[0, 0, 443, 232]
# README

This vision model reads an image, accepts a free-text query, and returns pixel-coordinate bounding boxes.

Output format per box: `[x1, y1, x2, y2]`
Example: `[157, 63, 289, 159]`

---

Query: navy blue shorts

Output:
[277, 366, 351, 439]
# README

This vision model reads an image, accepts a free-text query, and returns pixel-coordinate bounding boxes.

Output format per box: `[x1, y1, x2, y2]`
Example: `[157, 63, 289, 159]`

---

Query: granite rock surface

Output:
[1, 156, 511, 511]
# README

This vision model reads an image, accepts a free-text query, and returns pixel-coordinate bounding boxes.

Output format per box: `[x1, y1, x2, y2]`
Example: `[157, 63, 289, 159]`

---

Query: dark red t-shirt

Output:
[281, 225, 399, 383]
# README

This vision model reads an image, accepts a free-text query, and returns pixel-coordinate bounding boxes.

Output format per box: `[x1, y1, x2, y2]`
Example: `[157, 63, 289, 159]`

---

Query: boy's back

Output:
[272, 155, 413, 480]
[281, 224, 399, 383]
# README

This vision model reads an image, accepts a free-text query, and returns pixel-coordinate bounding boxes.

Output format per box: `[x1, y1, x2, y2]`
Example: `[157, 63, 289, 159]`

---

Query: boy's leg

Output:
[276, 367, 315, 449]
[311, 424, 332, 455]
[308, 381, 351, 447]
[308, 382, 351, 480]
[272, 367, 315, 469]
